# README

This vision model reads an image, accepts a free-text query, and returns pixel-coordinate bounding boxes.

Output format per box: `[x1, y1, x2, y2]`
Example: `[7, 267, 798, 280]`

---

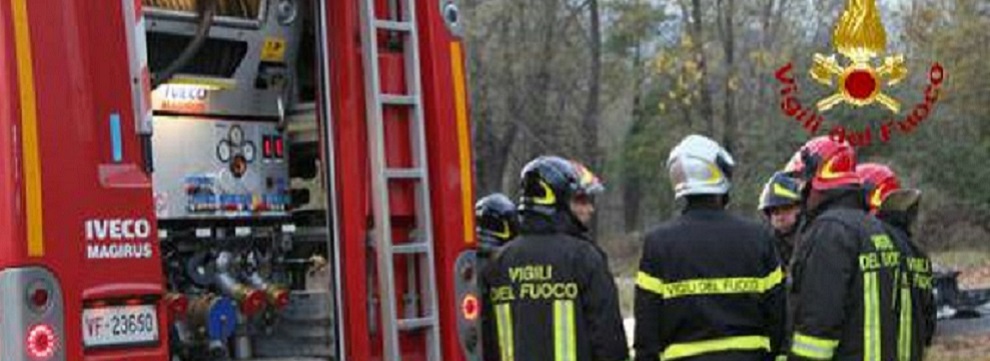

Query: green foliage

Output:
[464, 0, 990, 247]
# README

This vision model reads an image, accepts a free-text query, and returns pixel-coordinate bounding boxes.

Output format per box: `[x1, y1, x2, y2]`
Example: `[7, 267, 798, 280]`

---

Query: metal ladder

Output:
[357, 0, 442, 360]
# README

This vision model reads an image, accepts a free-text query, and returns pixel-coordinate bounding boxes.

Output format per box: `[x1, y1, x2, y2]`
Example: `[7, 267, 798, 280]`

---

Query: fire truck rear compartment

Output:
[144, 1, 339, 360]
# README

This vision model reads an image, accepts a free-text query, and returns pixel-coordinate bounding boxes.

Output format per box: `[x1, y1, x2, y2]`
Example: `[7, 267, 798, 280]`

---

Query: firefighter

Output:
[782, 136, 901, 361]
[759, 171, 803, 266]
[475, 193, 520, 354]
[857, 163, 935, 361]
[481, 156, 628, 361]
[634, 134, 785, 361]
[476, 192, 520, 360]
[476, 193, 520, 256]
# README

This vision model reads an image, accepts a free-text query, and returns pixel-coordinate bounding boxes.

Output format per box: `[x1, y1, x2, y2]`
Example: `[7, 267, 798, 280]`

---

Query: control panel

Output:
[152, 116, 290, 220]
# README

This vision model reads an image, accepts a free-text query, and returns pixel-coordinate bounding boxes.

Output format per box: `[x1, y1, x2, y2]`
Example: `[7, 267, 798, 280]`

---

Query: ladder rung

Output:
[398, 316, 437, 331]
[393, 242, 430, 255]
[381, 94, 418, 106]
[374, 20, 413, 32]
[385, 168, 424, 179]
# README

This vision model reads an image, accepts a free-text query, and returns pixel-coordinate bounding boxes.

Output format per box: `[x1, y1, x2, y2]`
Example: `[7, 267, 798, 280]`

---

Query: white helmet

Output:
[667, 134, 736, 199]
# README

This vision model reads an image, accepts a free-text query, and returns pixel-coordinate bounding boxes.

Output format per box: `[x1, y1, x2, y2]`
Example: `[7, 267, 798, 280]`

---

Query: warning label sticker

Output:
[260, 37, 287, 62]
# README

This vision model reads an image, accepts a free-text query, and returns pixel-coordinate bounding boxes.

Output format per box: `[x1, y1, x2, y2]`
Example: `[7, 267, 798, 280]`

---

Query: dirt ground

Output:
[959, 265, 990, 289]
[933, 251, 990, 289]
[926, 334, 990, 361]
[927, 252, 990, 361]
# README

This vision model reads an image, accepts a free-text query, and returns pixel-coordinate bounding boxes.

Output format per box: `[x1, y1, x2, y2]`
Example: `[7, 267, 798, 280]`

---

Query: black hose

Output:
[151, 0, 219, 89]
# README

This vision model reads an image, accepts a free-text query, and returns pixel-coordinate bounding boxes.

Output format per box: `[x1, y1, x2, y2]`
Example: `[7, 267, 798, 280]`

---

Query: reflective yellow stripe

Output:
[554, 301, 562, 361]
[12, 0, 44, 257]
[703, 162, 725, 184]
[661, 335, 770, 361]
[566, 301, 576, 361]
[554, 300, 577, 361]
[450, 41, 476, 246]
[636, 271, 665, 295]
[864, 272, 880, 361]
[764, 267, 785, 289]
[637, 268, 783, 299]
[898, 286, 912, 361]
[791, 332, 839, 360]
[495, 304, 514, 361]
[774, 183, 800, 199]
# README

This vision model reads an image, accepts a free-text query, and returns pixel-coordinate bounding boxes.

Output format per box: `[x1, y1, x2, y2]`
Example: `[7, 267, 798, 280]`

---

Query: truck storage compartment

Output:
[146, 1, 340, 360]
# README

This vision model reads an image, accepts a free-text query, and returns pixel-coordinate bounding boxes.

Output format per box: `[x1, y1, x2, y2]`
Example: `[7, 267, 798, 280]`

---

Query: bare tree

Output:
[686, 0, 716, 135]
[717, 0, 737, 153]
[583, 0, 603, 168]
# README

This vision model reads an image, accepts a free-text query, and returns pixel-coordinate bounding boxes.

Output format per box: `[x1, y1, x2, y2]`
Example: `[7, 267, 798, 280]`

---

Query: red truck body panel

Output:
[0, 1, 166, 360]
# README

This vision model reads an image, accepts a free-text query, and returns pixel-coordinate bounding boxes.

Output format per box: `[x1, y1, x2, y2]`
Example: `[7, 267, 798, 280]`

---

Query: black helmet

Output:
[519, 156, 595, 216]
[475, 193, 519, 248]
[758, 172, 801, 214]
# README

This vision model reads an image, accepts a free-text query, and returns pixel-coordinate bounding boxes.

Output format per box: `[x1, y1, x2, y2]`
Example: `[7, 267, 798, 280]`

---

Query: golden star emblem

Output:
[810, 0, 907, 113]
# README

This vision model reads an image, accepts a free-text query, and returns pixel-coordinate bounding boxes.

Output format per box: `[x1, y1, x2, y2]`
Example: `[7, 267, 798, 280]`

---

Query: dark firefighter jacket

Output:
[773, 230, 798, 273]
[879, 213, 936, 361]
[481, 214, 628, 361]
[787, 191, 900, 361]
[634, 206, 786, 361]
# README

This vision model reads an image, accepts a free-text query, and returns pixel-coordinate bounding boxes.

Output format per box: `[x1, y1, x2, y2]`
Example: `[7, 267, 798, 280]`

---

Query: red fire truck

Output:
[0, 1, 479, 361]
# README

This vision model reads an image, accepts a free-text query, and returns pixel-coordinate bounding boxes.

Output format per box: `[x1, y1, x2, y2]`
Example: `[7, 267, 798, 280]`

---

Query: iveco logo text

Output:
[162, 86, 208, 102]
[85, 218, 152, 240]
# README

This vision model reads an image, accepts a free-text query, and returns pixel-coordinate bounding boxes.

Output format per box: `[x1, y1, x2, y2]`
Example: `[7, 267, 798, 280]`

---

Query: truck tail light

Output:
[28, 283, 50, 311]
[27, 323, 58, 359]
[454, 251, 481, 358]
[1, 267, 66, 361]
[461, 293, 479, 321]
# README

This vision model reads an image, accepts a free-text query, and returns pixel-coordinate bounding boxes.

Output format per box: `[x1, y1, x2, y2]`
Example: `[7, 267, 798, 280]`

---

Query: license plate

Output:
[82, 305, 159, 348]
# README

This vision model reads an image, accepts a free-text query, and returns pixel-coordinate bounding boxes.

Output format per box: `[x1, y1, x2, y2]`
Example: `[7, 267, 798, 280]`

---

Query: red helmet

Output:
[856, 163, 901, 214]
[784, 136, 861, 191]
